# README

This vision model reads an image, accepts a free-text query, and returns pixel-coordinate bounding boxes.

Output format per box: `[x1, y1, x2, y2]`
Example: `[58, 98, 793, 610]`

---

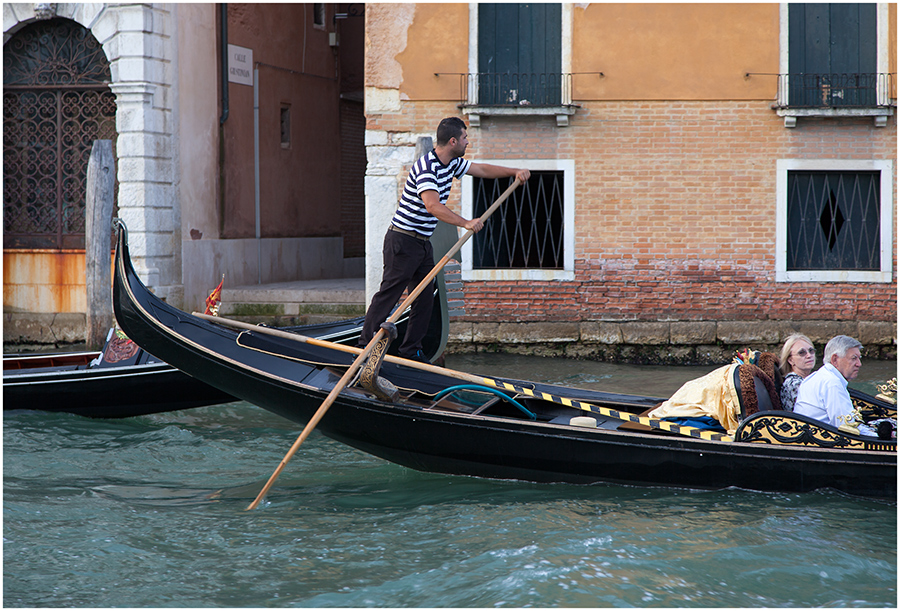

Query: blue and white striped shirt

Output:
[391, 151, 471, 237]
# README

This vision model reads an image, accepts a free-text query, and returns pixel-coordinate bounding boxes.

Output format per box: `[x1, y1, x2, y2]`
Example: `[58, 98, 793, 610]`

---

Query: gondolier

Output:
[359, 117, 530, 362]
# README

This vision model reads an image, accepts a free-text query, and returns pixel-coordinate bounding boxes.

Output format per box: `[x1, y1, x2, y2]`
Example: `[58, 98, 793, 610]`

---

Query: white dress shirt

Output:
[794, 363, 853, 428]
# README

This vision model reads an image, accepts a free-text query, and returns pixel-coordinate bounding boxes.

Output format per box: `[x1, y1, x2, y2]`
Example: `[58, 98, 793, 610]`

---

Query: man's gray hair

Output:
[824, 335, 863, 363]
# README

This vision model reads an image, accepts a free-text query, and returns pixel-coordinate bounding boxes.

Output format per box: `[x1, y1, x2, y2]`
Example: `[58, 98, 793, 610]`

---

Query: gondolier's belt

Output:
[389, 225, 429, 241]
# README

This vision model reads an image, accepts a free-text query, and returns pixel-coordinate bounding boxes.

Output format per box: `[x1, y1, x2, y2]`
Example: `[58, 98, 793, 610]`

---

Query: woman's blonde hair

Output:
[779, 333, 815, 375]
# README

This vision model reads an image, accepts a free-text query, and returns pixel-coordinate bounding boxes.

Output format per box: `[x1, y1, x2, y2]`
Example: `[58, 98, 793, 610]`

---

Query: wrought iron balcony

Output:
[446, 72, 573, 107]
[435, 72, 593, 127]
[773, 72, 893, 109]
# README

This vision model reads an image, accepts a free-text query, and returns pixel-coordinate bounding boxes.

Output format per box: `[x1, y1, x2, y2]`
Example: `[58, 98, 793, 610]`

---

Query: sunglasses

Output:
[794, 348, 816, 357]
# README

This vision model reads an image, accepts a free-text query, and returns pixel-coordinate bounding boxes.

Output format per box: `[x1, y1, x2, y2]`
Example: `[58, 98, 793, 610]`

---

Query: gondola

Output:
[3, 316, 393, 419]
[3, 332, 237, 418]
[5, 235, 450, 420]
[112, 219, 897, 498]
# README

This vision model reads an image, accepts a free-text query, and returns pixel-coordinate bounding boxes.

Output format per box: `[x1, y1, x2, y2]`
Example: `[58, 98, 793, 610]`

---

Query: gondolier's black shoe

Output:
[402, 349, 430, 364]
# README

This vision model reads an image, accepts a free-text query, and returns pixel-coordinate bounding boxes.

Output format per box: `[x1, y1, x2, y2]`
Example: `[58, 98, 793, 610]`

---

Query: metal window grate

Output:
[472, 172, 564, 269]
[3, 18, 116, 250]
[786, 171, 881, 271]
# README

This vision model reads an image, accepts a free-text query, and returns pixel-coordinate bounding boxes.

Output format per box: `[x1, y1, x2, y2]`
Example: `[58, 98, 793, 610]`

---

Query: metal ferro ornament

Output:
[838, 406, 865, 435]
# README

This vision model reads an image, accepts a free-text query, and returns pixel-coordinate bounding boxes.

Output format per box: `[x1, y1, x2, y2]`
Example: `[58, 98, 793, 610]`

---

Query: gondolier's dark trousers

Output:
[359, 227, 435, 359]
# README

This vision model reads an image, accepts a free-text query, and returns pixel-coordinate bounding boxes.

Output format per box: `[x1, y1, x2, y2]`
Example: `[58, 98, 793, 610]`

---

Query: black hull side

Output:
[3, 363, 237, 418]
[112, 221, 897, 498]
[216, 376, 895, 498]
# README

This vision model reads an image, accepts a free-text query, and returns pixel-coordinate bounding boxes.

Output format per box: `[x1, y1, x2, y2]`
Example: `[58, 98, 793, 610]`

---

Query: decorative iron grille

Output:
[437, 72, 576, 107]
[3, 18, 116, 250]
[475, 72, 565, 106]
[472, 173, 564, 269]
[775, 73, 892, 109]
[786, 171, 881, 271]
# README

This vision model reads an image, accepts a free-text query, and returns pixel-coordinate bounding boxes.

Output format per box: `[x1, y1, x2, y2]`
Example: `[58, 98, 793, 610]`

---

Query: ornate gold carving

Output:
[735, 413, 893, 451]
[358, 322, 399, 402]
[876, 378, 897, 405]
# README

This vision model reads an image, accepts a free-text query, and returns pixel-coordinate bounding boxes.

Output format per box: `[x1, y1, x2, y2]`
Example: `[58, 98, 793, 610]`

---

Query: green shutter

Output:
[478, 4, 562, 106]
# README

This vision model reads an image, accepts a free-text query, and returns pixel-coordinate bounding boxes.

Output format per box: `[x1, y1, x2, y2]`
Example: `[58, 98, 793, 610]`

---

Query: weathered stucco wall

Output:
[222, 3, 341, 240]
[176, 3, 219, 244]
[365, 3, 413, 91]
[395, 4, 469, 101]
[572, 3, 780, 100]
[3, 252, 86, 314]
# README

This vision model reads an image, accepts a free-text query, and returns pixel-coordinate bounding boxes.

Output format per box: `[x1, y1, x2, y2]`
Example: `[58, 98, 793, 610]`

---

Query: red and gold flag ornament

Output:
[204, 275, 225, 316]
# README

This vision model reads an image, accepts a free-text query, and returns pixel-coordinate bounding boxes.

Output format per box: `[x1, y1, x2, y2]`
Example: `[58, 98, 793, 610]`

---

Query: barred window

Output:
[471, 172, 563, 269]
[776, 160, 893, 283]
[461, 160, 574, 281]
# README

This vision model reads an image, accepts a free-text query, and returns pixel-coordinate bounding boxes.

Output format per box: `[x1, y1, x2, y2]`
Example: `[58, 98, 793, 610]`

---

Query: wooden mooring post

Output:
[85, 139, 115, 350]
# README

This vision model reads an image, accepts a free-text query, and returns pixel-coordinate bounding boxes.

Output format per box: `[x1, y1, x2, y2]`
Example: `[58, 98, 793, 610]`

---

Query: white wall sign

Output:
[227, 44, 253, 86]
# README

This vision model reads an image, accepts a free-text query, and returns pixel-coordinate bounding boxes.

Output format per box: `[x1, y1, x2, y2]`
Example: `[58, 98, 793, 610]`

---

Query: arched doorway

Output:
[3, 17, 117, 250]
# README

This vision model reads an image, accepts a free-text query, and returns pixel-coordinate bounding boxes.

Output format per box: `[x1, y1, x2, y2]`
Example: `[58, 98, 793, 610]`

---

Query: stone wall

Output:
[447, 320, 897, 364]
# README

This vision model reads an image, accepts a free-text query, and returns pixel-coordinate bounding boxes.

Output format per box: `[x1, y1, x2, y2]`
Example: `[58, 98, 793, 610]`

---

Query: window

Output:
[313, 4, 326, 29]
[787, 3, 877, 108]
[464, 4, 575, 126]
[280, 105, 291, 149]
[776, 4, 891, 126]
[3, 18, 117, 250]
[461, 160, 574, 281]
[477, 3, 562, 106]
[776, 159, 893, 283]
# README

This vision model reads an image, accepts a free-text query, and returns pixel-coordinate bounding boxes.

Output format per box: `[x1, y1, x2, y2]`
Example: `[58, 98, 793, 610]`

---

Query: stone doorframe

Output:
[4, 2, 182, 306]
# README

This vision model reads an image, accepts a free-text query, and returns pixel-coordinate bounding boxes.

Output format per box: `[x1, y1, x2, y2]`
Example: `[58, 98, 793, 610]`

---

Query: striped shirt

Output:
[391, 151, 471, 237]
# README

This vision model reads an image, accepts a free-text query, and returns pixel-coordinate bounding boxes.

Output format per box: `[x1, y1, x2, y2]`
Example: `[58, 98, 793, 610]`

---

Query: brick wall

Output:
[452, 101, 897, 324]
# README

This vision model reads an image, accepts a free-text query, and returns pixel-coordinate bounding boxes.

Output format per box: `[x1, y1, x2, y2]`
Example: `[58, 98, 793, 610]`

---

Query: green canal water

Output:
[4, 355, 896, 607]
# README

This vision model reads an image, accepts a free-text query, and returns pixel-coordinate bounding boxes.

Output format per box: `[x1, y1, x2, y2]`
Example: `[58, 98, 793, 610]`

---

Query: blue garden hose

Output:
[432, 384, 536, 420]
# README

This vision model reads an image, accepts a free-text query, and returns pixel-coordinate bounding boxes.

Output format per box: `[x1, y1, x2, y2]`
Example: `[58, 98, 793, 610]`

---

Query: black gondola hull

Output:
[3, 361, 238, 419]
[112, 220, 897, 498]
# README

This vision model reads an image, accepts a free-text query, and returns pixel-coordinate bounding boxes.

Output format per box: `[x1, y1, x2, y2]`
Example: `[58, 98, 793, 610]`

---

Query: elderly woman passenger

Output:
[778, 334, 816, 411]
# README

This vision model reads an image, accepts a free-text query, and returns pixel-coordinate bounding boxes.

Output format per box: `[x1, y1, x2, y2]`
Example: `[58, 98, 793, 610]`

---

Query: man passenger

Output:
[793, 335, 863, 428]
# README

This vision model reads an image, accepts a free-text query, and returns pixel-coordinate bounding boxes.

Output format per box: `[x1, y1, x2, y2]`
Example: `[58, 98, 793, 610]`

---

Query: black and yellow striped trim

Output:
[235, 327, 733, 442]
[481, 378, 734, 443]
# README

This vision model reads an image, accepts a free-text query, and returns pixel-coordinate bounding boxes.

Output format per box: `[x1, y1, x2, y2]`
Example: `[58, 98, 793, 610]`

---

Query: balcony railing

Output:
[773, 73, 894, 109]
[436, 72, 585, 107]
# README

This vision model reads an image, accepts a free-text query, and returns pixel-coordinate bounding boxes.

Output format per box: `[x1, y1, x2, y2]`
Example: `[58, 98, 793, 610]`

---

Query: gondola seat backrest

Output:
[94, 329, 148, 368]
[733, 363, 783, 418]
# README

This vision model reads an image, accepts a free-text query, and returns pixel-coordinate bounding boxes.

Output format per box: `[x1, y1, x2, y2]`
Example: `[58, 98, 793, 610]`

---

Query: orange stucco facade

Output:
[389, 4, 781, 102]
[571, 3, 779, 100]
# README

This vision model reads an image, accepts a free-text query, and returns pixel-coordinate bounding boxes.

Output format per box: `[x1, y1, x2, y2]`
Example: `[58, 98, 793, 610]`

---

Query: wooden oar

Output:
[243, 178, 522, 510]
